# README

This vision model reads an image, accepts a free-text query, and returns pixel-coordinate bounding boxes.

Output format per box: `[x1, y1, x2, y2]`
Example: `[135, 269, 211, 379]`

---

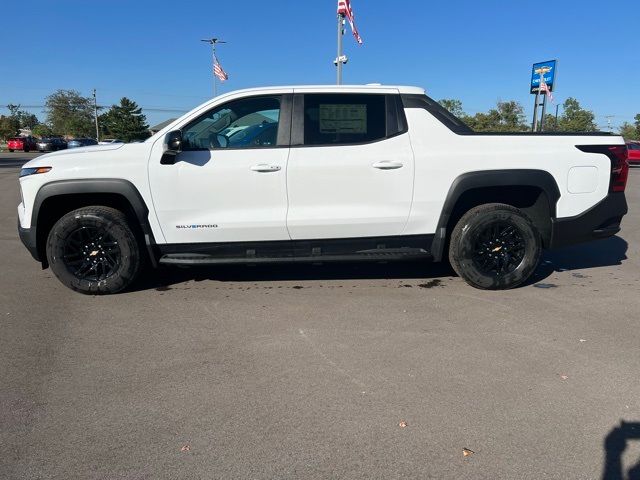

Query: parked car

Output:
[627, 141, 640, 166]
[37, 137, 67, 152]
[98, 138, 123, 145]
[17, 85, 629, 294]
[7, 136, 38, 152]
[67, 138, 98, 148]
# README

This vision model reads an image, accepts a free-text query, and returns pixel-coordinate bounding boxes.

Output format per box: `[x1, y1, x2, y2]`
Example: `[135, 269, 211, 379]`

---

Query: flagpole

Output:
[212, 42, 217, 98]
[336, 13, 344, 85]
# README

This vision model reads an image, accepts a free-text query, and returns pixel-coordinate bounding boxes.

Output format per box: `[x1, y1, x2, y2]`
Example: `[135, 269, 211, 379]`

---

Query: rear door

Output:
[285, 91, 415, 239]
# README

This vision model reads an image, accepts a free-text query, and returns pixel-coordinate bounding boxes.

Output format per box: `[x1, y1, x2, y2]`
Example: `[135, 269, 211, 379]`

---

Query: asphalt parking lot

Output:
[1, 151, 639, 479]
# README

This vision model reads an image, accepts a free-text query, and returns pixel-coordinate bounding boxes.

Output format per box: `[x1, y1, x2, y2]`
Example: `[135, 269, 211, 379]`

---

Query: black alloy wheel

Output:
[62, 226, 121, 282]
[448, 203, 541, 290]
[46, 206, 141, 294]
[471, 221, 526, 276]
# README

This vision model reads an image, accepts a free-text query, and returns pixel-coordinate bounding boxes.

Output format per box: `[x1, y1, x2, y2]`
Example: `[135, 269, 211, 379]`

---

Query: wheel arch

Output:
[431, 169, 561, 261]
[32, 179, 157, 267]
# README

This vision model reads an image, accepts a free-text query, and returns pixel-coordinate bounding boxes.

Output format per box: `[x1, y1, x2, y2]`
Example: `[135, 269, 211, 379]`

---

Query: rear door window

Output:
[302, 94, 387, 146]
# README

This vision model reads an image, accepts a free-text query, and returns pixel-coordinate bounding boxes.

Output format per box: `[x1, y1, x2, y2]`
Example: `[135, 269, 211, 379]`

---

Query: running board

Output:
[159, 248, 431, 266]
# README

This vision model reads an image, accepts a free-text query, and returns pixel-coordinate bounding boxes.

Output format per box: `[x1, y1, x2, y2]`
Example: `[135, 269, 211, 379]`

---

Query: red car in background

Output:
[7, 136, 38, 152]
[628, 141, 640, 166]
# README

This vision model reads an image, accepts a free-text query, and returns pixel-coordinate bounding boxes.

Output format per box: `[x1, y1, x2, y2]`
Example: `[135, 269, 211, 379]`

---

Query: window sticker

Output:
[319, 104, 367, 134]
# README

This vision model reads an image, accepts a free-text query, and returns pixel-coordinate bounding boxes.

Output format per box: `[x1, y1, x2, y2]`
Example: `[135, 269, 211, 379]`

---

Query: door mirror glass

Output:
[166, 130, 182, 151]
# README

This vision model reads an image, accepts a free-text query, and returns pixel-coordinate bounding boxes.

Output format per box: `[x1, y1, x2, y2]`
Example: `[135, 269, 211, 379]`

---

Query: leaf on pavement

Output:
[180, 445, 190, 452]
[463, 448, 475, 457]
[398, 420, 408, 428]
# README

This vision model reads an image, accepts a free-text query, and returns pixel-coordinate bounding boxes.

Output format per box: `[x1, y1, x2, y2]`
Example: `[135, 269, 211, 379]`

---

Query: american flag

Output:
[213, 56, 228, 82]
[337, 0, 363, 45]
[539, 77, 553, 101]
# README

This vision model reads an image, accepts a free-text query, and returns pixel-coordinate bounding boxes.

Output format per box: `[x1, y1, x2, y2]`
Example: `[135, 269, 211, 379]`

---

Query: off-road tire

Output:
[448, 203, 541, 290]
[46, 206, 141, 294]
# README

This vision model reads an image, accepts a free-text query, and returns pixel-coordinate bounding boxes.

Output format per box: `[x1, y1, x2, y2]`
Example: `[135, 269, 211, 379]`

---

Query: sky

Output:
[1, 0, 638, 130]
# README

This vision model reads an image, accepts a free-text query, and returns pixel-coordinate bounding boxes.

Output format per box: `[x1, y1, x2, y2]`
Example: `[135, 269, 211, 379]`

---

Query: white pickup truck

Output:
[17, 85, 629, 294]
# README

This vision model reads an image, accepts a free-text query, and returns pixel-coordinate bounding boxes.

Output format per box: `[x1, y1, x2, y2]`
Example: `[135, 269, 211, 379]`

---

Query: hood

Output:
[22, 143, 126, 168]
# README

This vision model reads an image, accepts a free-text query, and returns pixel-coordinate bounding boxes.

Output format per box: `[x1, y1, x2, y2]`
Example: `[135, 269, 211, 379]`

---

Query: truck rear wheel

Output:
[448, 203, 541, 290]
[46, 206, 141, 294]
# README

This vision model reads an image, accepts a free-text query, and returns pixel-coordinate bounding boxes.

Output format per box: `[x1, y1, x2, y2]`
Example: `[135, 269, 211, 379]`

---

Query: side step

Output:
[159, 247, 431, 266]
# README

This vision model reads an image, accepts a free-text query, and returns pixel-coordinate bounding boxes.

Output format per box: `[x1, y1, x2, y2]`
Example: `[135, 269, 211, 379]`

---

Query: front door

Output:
[149, 93, 292, 244]
[286, 92, 415, 239]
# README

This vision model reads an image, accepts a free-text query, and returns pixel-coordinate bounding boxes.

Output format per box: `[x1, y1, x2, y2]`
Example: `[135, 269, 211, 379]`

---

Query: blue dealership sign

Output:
[530, 60, 557, 94]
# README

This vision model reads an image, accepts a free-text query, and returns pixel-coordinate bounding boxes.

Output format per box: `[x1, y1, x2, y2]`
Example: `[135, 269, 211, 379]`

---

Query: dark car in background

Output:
[7, 136, 38, 152]
[628, 141, 640, 166]
[67, 138, 98, 148]
[37, 137, 67, 152]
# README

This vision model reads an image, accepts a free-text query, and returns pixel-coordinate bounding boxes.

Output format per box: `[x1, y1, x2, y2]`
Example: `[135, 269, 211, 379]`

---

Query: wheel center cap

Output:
[492, 246, 503, 252]
[89, 250, 100, 257]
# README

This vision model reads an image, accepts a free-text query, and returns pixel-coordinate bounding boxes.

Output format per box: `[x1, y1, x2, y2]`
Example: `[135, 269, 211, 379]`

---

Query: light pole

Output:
[92, 89, 99, 141]
[201, 37, 226, 97]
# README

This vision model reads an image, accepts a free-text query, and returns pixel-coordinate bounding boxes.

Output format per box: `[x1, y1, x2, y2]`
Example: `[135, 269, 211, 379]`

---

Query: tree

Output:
[619, 123, 637, 140]
[45, 90, 95, 137]
[464, 100, 528, 132]
[438, 99, 465, 118]
[0, 115, 20, 140]
[32, 123, 53, 138]
[557, 98, 596, 132]
[543, 114, 559, 132]
[6, 104, 39, 130]
[99, 97, 150, 142]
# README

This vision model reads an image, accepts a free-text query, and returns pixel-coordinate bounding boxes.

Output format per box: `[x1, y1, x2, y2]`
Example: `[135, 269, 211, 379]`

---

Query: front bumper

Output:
[549, 192, 628, 249]
[18, 221, 41, 262]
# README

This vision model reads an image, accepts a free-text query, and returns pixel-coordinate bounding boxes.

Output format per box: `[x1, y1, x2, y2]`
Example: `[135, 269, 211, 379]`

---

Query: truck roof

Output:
[214, 85, 426, 96]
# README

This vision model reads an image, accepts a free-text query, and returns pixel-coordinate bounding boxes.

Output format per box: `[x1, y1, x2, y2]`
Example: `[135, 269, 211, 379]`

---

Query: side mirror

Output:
[161, 130, 182, 165]
[166, 130, 182, 151]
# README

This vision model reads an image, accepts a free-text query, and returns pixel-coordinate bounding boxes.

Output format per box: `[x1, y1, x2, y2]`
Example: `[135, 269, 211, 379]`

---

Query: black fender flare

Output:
[31, 178, 157, 266]
[430, 169, 561, 261]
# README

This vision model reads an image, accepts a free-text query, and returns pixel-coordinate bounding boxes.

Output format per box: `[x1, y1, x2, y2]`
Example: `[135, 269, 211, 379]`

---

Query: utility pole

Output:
[604, 115, 614, 132]
[92, 89, 99, 141]
[201, 37, 226, 97]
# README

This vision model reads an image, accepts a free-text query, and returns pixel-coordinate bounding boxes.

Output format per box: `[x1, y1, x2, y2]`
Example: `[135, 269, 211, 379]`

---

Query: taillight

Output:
[608, 145, 629, 192]
[577, 144, 629, 193]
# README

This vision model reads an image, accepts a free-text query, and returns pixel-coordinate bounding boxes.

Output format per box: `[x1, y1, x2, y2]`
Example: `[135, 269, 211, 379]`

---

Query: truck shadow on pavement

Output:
[526, 235, 628, 285]
[602, 421, 640, 480]
[132, 235, 628, 291]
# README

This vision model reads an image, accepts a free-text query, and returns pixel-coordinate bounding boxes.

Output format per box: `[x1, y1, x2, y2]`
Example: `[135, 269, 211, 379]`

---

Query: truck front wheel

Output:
[46, 206, 141, 294]
[448, 203, 541, 290]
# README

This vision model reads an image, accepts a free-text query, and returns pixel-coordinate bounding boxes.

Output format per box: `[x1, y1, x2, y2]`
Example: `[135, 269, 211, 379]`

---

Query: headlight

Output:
[19, 167, 52, 178]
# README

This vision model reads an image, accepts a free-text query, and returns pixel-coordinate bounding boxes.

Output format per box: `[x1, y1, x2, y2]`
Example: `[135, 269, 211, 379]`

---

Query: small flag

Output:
[213, 56, 228, 82]
[337, 0, 363, 45]
[539, 78, 553, 102]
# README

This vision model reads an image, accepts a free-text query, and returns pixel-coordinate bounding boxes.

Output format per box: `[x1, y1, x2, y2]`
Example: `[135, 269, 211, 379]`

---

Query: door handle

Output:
[250, 164, 281, 172]
[372, 161, 403, 170]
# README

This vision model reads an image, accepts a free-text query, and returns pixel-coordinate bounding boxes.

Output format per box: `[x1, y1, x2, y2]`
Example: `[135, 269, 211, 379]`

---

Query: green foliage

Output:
[557, 98, 596, 132]
[438, 99, 465, 118]
[32, 123, 53, 138]
[0, 115, 20, 140]
[45, 90, 95, 137]
[542, 114, 559, 132]
[464, 100, 529, 132]
[6, 104, 39, 130]
[99, 97, 150, 142]
[619, 122, 637, 140]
